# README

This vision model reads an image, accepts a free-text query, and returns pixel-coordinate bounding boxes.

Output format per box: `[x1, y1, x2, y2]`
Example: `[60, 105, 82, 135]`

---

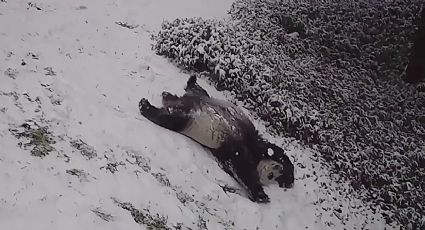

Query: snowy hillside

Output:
[0, 0, 394, 229]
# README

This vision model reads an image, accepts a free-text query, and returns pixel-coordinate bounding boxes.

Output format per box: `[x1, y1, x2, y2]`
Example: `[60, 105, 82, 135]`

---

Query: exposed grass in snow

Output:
[70, 139, 98, 160]
[113, 198, 172, 230]
[9, 121, 56, 157]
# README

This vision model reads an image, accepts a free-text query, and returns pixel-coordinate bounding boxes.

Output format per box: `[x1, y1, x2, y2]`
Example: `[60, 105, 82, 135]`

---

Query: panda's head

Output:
[257, 159, 294, 188]
[257, 159, 283, 185]
[257, 144, 294, 188]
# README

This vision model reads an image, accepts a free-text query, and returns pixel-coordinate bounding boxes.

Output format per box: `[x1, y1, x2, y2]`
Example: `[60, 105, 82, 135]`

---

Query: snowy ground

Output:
[0, 0, 395, 229]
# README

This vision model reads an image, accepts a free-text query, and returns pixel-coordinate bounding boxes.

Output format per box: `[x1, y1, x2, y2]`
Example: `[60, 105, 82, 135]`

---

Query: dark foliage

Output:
[405, 4, 425, 84]
[153, 0, 425, 228]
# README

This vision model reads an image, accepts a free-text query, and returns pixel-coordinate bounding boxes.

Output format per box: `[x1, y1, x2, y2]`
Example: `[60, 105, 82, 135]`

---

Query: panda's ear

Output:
[184, 75, 210, 98]
[256, 138, 269, 149]
[186, 75, 197, 87]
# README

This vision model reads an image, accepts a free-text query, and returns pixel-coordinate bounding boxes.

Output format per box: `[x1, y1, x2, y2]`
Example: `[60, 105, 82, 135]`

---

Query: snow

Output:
[0, 0, 392, 229]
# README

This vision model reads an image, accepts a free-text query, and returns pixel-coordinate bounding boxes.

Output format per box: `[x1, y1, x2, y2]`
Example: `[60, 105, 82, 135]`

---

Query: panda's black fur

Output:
[139, 76, 294, 203]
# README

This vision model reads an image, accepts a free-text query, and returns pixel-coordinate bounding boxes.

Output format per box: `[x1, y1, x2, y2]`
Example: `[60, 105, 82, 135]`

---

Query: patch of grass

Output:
[112, 198, 172, 230]
[100, 161, 125, 174]
[27, 2, 42, 10]
[115, 21, 139, 30]
[9, 121, 55, 157]
[125, 150, 152, 173]
[4, 68, 18, 79]
[70, 139, 97, 159]
[151, 172, 171, 187]
[66, 168, 94, 182]
[176, 191, 195, 204]
[91, 208, 115, 222]
[197, 215, 208, 230]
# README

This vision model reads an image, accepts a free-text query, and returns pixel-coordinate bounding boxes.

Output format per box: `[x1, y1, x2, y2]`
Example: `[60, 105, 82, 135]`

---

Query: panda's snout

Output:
[267, 172, 274, 180]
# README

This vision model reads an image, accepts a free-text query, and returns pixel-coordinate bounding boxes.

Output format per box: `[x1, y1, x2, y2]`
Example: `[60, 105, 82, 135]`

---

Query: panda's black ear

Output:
[184, 75, 210, 98]
[187, 75, 197, 87]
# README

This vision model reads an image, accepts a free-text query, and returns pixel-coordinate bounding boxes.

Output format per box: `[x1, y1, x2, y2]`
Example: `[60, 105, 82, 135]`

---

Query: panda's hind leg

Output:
[139, 98, 189, 132]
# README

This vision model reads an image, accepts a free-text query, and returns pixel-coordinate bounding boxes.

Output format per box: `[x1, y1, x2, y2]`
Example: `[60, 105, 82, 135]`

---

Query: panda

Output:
[138, 75, 294, 203]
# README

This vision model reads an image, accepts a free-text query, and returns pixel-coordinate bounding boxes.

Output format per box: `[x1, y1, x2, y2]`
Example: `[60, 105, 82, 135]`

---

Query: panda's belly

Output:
[180, 104, 240, 149]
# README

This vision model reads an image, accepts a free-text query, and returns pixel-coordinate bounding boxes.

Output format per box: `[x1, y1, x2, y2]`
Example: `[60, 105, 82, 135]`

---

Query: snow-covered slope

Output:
[0, 1, 394, 229]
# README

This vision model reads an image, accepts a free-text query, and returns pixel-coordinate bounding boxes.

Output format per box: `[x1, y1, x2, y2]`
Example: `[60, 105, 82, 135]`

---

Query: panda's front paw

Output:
[250, 189, 270, 203]
[139, 98, 152, 114]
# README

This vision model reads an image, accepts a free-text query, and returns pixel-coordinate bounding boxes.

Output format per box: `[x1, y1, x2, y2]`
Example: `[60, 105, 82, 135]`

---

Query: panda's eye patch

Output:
[273, 165, 280, 170]
[267, 172, 274, 179]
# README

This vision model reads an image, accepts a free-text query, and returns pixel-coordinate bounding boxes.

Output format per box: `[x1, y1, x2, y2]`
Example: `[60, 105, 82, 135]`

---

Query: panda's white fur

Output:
[180, 98, 245, 149]
[257, 159, 284, 185]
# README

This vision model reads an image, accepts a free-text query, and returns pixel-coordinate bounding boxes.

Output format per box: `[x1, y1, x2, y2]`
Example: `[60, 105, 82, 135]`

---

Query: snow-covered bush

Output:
[154, 0, 425, 228]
